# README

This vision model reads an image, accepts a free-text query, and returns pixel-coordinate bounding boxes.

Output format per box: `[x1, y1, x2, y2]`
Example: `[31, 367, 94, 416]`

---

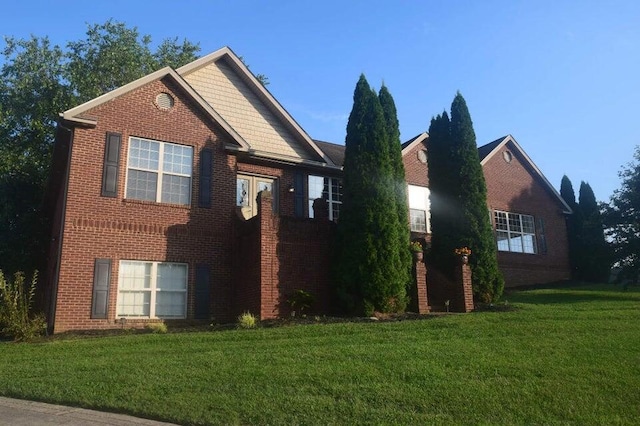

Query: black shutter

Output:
[294, 172, 305, 217]
[199, 149, 213, 208]
[537, 218, 547, 254]
[91, 259, 111, 319]
[101, 132, 121, 197]
[194, 264, 211, 319]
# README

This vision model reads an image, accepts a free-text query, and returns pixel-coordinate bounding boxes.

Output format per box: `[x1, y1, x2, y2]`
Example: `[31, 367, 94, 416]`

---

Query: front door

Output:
[237, 174, 277, 219]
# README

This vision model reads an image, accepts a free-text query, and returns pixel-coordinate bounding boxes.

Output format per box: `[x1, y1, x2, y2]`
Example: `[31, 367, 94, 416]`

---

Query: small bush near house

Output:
[145, 322, 168, 334]
[237, 312, 257, 329]
[287, 289, 315, 317]
[0, 270, 46, 341]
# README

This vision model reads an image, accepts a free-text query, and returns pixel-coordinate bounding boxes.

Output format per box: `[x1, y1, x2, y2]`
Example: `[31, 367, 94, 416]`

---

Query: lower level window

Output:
[117, 261, 187, 318]
[494, 211, 537, 254]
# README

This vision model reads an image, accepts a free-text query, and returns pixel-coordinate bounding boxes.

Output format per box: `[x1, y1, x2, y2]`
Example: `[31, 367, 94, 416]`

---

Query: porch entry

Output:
[237, 174, 277, 219]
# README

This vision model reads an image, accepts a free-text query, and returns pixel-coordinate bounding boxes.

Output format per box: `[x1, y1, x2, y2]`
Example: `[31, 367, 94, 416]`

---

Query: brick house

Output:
[43, 47, 567, 333]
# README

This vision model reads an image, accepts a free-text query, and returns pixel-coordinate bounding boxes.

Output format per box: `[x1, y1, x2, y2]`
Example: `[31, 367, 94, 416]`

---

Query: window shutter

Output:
[294, 172, 305, 217]
[537, 218, 547, 254]
[101, 133, 121, 197]
[194, 264, 211, 319]
[199, 149, 213, 208]
[91, 259, 111, 319]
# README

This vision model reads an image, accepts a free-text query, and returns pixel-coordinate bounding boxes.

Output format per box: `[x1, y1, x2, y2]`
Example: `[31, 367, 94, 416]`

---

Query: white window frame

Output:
[125, 137, 193, 206]
[408, 185, 431, 233]
[308, 175, 342, 222]
[494, 210, 537, 254]
[116, 260, 188, 319]
[236, 173, 278, 218]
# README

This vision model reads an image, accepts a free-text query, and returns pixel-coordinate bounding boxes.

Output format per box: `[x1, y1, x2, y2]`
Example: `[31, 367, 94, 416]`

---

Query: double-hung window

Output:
[126, 137, 193, 205]
[117, 261, 188, 319]
[408, 185, 431, 233]
[494, 211, 537, 254]
[308, 175, 343, 221]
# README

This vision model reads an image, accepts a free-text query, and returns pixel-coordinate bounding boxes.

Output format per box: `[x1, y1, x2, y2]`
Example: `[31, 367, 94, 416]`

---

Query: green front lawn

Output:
[1, 284, 639, 425]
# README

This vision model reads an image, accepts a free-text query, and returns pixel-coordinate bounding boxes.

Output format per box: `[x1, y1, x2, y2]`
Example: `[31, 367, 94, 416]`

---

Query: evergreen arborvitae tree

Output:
[560, 175, 580, 278]
[427, 112, 458, 273]
[578, 182, 610, 282]
[333, 75, 407, 315]
[378, 84, 412, 295]
[449, 93, 504, 302]
[428, 93, 504, 302]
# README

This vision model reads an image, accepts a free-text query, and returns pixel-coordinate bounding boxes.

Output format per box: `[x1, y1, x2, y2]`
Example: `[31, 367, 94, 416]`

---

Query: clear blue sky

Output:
[3, 0, 639, 202]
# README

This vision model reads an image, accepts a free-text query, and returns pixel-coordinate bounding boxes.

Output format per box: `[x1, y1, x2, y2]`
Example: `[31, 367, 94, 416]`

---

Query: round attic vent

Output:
[503, 150, 513, 163]
[155, 92, 174, 110]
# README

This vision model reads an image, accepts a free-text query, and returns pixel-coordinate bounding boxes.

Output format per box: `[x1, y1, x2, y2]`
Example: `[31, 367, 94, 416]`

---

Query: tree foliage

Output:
[428, 93, 504, 302]
[333, 75, 408, 315]
[603, 147, 640, 284]
[378, 84, 412, 296]
[0, 20, 200, 274]
[577, 182, 610, 282]
[561, 176, 610, 282]
[560, 175, 580, 278]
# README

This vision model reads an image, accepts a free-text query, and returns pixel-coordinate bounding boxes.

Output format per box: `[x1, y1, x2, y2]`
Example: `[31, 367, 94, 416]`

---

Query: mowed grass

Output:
[1, 284, 639, 425]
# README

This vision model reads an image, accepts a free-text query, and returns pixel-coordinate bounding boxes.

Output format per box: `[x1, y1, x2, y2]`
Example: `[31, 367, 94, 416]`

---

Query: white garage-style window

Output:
[126, 137, 193, 205]
[117, 261, 188, 318]
[494, 211, 537, 254]
[408, 185, 431, 233]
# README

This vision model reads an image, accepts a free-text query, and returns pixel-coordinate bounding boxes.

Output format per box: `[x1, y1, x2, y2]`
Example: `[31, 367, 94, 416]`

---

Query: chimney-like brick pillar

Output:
[413, 256, 430, 313]
[453, 257, 474, 312]
[257, 190, 279, 320]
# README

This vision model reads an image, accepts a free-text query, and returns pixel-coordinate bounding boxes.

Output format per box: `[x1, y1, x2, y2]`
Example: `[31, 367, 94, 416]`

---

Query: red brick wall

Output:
[403, 139, 429, 187]
[54, 77, 240, 332]
[482, 143, 571, 286]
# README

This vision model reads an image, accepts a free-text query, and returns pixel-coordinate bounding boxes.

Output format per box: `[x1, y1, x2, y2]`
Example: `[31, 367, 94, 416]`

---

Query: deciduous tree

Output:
[0, 20, 200, 274]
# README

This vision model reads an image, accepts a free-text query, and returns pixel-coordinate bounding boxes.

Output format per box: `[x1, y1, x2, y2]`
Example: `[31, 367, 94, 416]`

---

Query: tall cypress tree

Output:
[378, 84, 412, 295]
[333, 75, 407, 315]
[428, 93, 503, 302]
[560, 175, 580, 278]
[449, 93, 504, 302]
[427, 112, 458, 274]
[578, 182, 610, 282]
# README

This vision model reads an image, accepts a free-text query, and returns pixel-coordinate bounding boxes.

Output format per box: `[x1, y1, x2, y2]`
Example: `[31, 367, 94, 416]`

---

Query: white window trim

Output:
[116, 260, 188, 319]
[125, 136, 193, 206]
[236, 173, 278, 217]
[408, 185, 431, 233]
[308, 175, 342, 222]
[494, 210, 537, 254]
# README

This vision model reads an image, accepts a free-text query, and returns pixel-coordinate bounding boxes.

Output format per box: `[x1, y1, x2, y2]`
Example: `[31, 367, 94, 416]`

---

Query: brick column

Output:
[453, 257, 474, 312]
[257, 190, 279, 320]
[413, 255, 430, 313]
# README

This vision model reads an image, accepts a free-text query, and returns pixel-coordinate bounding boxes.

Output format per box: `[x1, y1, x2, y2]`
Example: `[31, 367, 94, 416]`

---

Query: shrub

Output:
[288, 289, 314, 317]
[0, 270, 47, 341]
[237, 312, 257, 329]
[145, 322, 168, 334]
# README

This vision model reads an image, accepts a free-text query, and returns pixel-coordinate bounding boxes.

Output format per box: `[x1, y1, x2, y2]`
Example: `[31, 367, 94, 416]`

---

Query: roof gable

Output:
[60, 67, 249, 149]
[479, 135, 572, 213]
[178, 47, 333, 165]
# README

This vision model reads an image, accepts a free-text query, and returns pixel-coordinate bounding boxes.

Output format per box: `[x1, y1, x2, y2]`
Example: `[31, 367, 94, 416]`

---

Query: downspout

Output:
[48, 121, 74, 334]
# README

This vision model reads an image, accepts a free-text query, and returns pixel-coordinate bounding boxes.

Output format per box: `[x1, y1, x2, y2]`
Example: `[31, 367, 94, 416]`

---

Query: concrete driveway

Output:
[0, 397, 178, 425]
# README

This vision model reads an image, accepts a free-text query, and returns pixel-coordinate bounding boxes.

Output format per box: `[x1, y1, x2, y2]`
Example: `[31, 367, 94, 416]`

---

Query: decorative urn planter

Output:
[461, 254, 469, 265]
[413, 251, 424, 262]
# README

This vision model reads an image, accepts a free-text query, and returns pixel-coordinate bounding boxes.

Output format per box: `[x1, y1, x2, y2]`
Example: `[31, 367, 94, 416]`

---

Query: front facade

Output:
[44, 47, 569, 332]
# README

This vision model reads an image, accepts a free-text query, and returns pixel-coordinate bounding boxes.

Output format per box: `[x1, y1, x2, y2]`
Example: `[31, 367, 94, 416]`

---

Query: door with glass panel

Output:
[236, 174, 277, 219]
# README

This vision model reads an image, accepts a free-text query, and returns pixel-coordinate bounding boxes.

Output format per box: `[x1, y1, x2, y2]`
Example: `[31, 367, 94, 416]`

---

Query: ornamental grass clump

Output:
[0, 270, 46, 341]
[237, 312, 258, 329]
